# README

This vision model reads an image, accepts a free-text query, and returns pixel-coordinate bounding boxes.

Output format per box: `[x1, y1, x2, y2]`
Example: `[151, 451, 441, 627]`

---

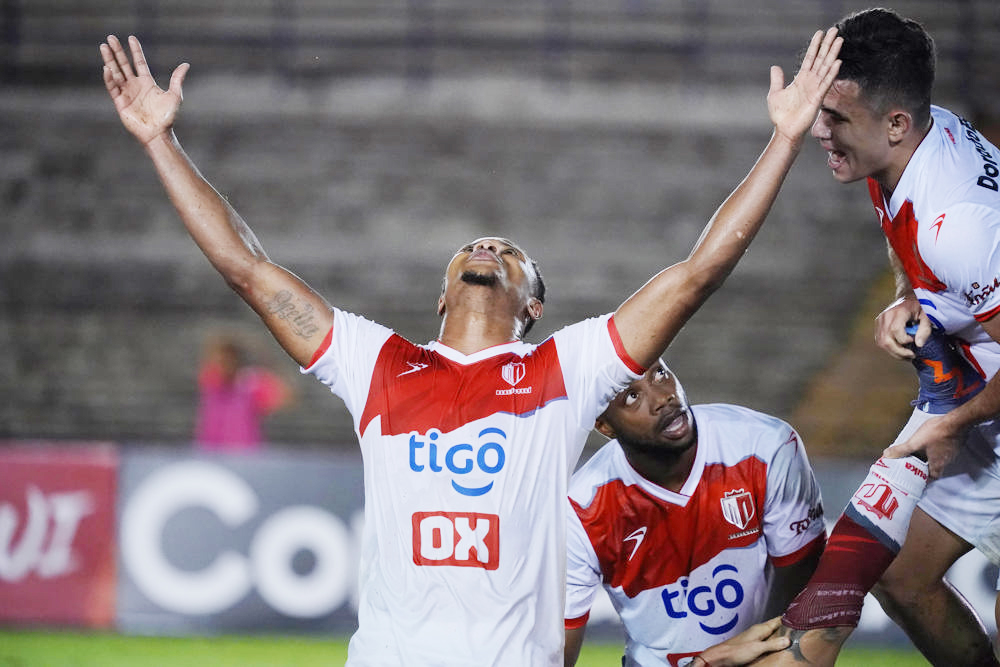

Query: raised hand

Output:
[767, 27, 842, 145]
[100, 35, 190, 146]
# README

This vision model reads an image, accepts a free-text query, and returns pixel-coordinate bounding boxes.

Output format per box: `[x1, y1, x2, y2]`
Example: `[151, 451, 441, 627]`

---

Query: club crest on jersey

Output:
[496, 361, 532, 396]
[720, 489, 755, 531]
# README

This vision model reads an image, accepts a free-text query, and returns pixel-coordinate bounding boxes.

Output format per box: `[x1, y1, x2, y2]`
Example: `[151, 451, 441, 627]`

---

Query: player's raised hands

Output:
[766, 27, 842, 145]
[100, 35, 190, 146]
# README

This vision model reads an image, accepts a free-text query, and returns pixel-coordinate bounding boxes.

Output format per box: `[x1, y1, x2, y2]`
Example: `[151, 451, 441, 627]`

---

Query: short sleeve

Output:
[565, 500, 603, 624]
[551, 314, 643, 432]
[301, 307, 394, 418]
[762, 425, 826, 559]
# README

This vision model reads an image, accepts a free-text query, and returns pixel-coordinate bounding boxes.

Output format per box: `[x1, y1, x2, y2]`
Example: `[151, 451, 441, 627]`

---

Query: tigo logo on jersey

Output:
[408, 427, 507, 496]
[661, 564, 745, 635]
[412, 511, 499, 570]
[496, 361, 532, 396]
[720, 489, 755, 530]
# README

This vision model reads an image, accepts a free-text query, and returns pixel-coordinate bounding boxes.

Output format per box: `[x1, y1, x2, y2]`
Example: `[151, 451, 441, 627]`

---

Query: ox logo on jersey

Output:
[720, 489, 755, 530]
[412, 511, 500, 570]
[408, 427, 507, 496]
[496, 361, 532, 396]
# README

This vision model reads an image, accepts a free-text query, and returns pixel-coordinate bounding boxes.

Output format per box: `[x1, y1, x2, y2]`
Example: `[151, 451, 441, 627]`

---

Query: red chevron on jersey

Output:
[359, 334, 569, 437]
[869, 178, 947, 292]
[572, 457, 767, 598]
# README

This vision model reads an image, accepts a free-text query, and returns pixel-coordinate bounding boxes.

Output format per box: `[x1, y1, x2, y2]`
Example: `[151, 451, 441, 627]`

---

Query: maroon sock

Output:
[781, 513, 896, 629]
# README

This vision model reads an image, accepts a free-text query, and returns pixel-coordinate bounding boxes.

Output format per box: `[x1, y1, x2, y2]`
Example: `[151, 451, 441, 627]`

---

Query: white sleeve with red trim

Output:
[762, 423, 826, 562]
[551, 313, 644, 431]
[565, 499, 602, 627]
[300, 307, 394, 420]
[920, 203, 1000, 323]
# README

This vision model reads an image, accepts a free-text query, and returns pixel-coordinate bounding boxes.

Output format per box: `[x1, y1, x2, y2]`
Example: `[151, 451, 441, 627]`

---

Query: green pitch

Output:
[0, 629, 929, 666]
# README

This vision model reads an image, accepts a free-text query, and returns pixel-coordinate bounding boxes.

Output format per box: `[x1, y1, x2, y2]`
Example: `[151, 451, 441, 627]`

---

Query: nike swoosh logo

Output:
[397, 362, 429, 377]
[624, 527, 647, 561]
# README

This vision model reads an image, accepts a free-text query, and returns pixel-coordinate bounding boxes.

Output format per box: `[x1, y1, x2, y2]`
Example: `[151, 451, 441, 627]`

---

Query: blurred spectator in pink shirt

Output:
[194, 335, 292, 452]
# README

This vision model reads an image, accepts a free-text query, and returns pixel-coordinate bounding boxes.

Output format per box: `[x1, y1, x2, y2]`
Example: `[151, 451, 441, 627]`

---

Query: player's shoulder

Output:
[693, 403, 791, 432]
[569, 440, 627, 504]
[925, 108, 1000, 207]
[694, 403, 798, 460]
[549, 312, 615, 343]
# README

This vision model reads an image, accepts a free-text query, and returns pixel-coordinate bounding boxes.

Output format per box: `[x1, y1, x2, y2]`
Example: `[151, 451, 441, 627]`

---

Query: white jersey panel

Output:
[873, 105, 1000, 564]
[307, 310, 639, 666]
[880, 106, 1000, 377]
[302, 307, 393, 421]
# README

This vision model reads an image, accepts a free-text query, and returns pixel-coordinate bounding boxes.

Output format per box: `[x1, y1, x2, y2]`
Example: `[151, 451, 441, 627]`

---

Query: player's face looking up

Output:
[811, 79, 895, 186]
[438, 237, 544, 336]
[597, 362, 695, 454]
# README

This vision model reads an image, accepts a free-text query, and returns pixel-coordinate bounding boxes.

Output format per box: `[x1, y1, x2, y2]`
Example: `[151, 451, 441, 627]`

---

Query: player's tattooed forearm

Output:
[264, 290, 321, 339]
[784, 629, 810, 663]
[774, 626, 851, 664]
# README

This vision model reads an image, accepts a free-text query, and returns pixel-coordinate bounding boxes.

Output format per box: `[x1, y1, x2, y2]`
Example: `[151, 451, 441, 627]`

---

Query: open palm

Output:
[767, 28, 842, 143]
[100, 35, 189, 146]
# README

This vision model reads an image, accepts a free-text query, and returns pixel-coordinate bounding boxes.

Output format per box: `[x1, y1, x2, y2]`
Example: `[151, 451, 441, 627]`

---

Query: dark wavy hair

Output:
[835, 8, 936, 127]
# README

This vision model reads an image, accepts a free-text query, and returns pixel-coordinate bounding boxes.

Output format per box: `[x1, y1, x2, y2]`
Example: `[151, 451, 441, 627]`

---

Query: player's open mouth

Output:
[827, 150, 847, 171]
[660, 410, 689, 438]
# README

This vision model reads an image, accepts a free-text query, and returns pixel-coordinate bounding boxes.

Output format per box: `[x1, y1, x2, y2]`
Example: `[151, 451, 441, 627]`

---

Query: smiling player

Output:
[809, 8, 1000, 665]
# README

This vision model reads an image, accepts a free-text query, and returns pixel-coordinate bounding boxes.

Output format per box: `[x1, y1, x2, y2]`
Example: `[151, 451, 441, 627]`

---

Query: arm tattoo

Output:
[264, 290, 322, 340]
[774, 626, 849, 664]
[783, 629, 811, 663]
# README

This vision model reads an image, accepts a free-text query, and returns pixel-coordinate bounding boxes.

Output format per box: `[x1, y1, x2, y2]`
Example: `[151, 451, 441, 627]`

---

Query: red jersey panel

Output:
[573, 457, 767, 598]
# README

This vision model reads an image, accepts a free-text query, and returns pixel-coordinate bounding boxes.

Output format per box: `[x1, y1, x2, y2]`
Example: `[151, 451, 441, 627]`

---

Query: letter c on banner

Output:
[121, 461, 257, 614]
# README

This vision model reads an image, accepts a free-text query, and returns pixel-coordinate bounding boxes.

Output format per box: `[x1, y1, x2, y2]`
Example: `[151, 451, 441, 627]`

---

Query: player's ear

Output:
[526, 297, 543, 322]
[437, 294, 446, 317]
[887, 109, 912, 143]
[594, 416, 616, 439]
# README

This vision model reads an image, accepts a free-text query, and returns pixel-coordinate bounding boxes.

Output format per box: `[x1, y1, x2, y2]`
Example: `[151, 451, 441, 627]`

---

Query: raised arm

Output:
[613, 29, 842, 369]
[100, 35, 333, 367]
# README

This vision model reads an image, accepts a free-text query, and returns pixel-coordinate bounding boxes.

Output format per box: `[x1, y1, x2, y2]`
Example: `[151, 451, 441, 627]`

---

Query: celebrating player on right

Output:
[809, 7, 1000, 667]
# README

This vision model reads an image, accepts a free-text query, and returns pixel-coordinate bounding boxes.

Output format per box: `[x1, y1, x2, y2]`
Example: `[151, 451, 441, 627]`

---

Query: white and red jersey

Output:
[871, 105, 1000, 379]
[304, 307, 641, 666]
[565, 404, 826, 667]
